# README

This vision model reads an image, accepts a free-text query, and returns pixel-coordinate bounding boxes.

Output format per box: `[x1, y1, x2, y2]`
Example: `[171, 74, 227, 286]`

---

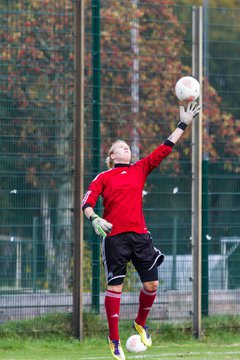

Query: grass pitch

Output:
[1, 338, 240, 360]
[1, 313, 240, 359]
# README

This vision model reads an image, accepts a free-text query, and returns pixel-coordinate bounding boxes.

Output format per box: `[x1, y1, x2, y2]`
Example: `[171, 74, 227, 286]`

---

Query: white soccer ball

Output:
[175, 76, 200, 101]
[126, 335, 147, 353]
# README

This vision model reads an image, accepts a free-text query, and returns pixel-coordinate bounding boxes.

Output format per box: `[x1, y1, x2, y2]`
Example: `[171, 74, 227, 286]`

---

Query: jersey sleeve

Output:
[137, 143, 172, 176]
[81, 173, 104, 210]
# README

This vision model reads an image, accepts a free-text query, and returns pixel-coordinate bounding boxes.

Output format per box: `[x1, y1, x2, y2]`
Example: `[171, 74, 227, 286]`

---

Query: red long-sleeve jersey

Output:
[82, 143, 172, 236]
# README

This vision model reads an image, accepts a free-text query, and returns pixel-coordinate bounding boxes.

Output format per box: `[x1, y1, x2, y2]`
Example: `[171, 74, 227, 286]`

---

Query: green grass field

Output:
[1, 313, 240, 359]
[1, 338, 240, 360]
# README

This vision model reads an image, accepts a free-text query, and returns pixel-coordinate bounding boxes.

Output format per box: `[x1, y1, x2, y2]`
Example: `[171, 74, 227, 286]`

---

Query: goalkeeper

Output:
[82, 102, 200, 360]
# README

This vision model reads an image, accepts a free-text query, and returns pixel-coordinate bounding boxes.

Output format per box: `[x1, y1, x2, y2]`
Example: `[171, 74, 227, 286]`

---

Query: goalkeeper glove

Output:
[178, 101, 201, 129]
[89, 213, 112, 235]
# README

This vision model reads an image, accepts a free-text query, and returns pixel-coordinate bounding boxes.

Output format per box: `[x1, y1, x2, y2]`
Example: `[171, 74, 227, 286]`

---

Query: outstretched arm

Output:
[165, 101, 200, 146]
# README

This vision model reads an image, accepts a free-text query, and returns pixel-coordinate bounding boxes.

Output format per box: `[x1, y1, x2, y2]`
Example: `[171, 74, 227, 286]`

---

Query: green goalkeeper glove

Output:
[89, 214, 112, 235]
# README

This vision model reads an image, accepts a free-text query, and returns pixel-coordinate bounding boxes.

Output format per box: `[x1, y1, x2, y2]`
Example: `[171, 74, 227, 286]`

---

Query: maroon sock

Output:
[105, 290, 121, 341]
[135, 288, 157, 326]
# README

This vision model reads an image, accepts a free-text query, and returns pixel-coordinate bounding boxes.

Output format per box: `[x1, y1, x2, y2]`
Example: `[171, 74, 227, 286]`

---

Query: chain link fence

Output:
[0, 0, 240, 336]
[0, 0, 74, 322]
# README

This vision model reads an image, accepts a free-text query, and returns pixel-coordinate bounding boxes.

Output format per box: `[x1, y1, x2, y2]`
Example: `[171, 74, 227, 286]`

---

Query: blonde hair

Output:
[106, 139, 127, 169]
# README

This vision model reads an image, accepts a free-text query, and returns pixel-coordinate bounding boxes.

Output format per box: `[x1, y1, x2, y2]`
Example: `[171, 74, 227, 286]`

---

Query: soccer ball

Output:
[175, 76, 200, 101]
[126, 335, 147, 353]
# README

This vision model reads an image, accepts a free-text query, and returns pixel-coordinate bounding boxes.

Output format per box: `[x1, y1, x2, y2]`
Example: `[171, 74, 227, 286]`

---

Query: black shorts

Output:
[101, 232, 164, 285]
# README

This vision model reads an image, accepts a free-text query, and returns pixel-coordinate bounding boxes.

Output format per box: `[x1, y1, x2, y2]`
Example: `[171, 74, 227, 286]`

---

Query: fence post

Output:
[92, 0, 101, 313]
[73, 0, 85, 340]
[192, 6, 203, 339]
[202, 0, 209, 317]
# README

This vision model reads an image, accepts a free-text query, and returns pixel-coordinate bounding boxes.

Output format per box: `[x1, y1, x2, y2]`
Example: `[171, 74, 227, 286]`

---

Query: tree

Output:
[84, 0, 238, 172]
[83, 0, 240, 256]
[0, 0, 74, 291]
[1, 0, 239, 292]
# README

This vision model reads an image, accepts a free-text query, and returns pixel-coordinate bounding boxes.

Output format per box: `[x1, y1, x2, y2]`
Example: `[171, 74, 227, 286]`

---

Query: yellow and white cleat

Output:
[108, 337, 126, 360]
[133, 321, 152, 347]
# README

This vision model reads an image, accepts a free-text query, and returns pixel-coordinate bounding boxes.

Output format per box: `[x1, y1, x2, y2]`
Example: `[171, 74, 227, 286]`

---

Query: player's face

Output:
[111, 141, 131, 164]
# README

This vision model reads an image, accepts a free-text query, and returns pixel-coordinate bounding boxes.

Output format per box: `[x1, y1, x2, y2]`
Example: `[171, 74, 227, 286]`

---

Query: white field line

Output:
[79, 350, 240, 359]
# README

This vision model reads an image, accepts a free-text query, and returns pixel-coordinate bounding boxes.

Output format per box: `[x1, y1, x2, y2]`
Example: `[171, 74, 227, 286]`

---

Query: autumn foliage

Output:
[0, 0, 239, 292]
[84, 0, 239, 174]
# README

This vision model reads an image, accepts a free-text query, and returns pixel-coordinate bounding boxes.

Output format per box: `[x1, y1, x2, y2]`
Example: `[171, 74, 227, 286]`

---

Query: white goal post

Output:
[221, 237, 240, 290]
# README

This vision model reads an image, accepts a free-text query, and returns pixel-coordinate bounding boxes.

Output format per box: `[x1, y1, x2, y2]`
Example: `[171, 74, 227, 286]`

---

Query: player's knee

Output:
[143, 280, 158, 292]
[108, 284, 123, 292]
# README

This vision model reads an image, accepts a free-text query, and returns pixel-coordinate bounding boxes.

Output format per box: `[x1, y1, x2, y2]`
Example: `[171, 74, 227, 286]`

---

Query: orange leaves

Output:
[0, 0, 74, 186]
